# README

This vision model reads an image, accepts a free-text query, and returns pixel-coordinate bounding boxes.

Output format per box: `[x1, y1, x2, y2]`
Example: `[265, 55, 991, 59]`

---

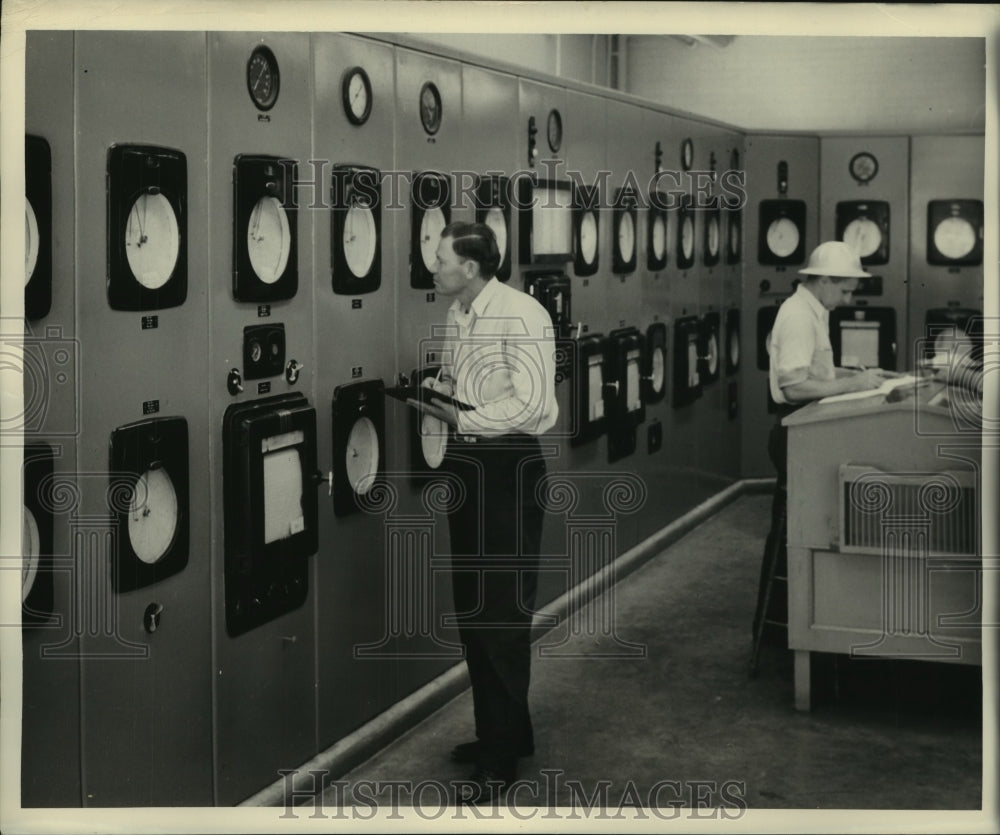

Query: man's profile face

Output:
[432, 236, 469, 298]
[816, 276, 859, 310]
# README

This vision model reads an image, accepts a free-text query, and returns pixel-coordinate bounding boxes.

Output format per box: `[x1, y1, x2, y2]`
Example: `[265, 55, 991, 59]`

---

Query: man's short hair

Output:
[441, 221, 501, 279]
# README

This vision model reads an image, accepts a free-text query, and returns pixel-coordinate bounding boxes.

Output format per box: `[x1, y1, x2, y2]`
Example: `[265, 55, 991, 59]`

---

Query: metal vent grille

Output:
[840, 465, 977, 556]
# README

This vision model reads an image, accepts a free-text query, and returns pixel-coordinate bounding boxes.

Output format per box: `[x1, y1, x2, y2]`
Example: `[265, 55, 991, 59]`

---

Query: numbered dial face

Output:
[345, 416, 379, 495]
[25, 199, 39, 286]
[22, 505, 40, 603]
[420, 413, 447, 469]
[125, 192, 180, 290]
[843, 217, 883, 259]
[707, 215, 720, 257]
[766, 217, 800, 258]
[128, 467, 179, 566]
[933, 217, 977, 260]
[420, 207, 447, 271]
[681, 215, 695, 261]
[247, 46, 279, 111]
[579, 211, 598, 265]
[343, 67, 372, 125]
[343, 204, 378, 278]
[485, 207, 507, 268]
[849, 152, 878, 184]
[247, 195, 292, 284]
[651, 214, 666, 261]
[617, 211, 636, 263]
[650, 345, 665, 394]
[419, 82, 442, 135]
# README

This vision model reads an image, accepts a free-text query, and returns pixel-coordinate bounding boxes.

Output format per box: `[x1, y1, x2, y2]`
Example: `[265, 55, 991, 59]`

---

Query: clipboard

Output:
[384, 384, 476, 412]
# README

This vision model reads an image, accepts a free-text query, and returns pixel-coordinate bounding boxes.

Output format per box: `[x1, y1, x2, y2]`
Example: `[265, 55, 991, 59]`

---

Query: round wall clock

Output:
[547, 108, 563, 152]
[342, 66, 373, 125]
[247, 195, 292, 284]
[247, 45, 280, 111]
[849, 151, 878, 184]
[681, 138, 694, 171]
[128, 466, 179, 565]
[419, 81, 442, 135]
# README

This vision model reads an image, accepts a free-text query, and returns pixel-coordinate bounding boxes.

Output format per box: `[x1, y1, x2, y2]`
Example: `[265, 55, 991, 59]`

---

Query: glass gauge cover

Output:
[766, 217, 800, 258]
[343, 204, 377, 278]
[420, 413, 447, 469]
[842, 217, 883, 258]
[650, 346, 665, 394]
[618, 211, 635, 262]
[933, 217, 976, 261]
[128, 467, 179, 565]
[579, 211, 598, 265]
[247, 195, 292, 284]
[345, 416, 379, 494]
[126, 192, 180, 290]
[22, 506, 40, 602]
[420, 206, 447, 271]
[651, 214, 666, 261]
[681, 215, 695, 261]
[25, 199, 40, 286]
[485, 206, 508, 268]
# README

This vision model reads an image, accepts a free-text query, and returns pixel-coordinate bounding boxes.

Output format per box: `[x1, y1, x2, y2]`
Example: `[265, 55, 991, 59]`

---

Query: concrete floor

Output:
[322, 494, 982, 814]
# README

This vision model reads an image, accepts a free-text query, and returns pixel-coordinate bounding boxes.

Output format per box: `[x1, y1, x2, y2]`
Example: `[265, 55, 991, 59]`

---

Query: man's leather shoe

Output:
[449, 740, 533, 763]
[456, 768, 513, 805]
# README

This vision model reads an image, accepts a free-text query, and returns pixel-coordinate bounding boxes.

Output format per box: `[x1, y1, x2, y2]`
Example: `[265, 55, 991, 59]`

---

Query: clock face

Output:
[849, 151, 878, 184]
[419, 82, 442, 135]
[420, 206, 447, 271]
[933, 216, 976, 261]
[345, 416, 379, 495]
[547, 109, 563, 152]
[766, 217, 800, 258]
[579, 210, 598, 265]
[128, 467, 179, 566]
[485, 206, 507, 268]
[25, 199, 40, 287]
[681, 215, 695, 261]
[617, 211, 635, 263]
[707, 214, 720, 257]
[650, 345, 665, 394]
[22, 505, 40, 603]
[651, 214, 666, 261]
[247, 195, 292, 284]
[343, 204, 378, 278]
[843, 217, 883, 258]
[125, 192, 181, 290]
[343, 67, 372, 125]
[420, 413, 447, 469]
[247, 46, 280, 111]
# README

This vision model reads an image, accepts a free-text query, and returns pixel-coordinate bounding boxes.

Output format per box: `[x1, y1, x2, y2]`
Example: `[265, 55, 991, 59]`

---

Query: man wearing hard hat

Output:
[751, 241, 896, 661]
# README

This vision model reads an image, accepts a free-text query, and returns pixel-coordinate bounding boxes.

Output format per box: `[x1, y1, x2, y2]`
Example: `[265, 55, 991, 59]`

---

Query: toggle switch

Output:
[227, 368, 243, 396]
[143, 602, 164, 633]
[285, 359, 303, 384]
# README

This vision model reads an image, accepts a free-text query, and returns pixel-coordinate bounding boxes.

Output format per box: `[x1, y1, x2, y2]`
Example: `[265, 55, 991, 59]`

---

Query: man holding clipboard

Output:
[417, 221, 558, 804]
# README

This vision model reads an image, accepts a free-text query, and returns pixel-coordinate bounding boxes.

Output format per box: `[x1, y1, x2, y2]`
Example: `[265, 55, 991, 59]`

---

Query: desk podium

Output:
[784, 380, 982, 710]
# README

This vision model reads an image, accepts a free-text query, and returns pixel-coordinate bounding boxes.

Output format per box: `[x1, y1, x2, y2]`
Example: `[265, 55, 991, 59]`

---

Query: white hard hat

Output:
[798, 241, 871, 278]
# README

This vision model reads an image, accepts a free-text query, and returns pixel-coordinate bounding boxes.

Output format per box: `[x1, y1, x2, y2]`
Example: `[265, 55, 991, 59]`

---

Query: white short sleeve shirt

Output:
[768, 283, 835, 405]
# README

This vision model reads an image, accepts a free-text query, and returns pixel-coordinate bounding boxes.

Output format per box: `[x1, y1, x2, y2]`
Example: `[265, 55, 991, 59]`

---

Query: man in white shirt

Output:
[752, 241, 893, 658]
[422, 221, 557, 803]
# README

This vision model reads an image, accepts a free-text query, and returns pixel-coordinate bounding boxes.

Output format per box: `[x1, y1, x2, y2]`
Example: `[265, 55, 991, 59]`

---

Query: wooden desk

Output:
[784, 380, 982, 710]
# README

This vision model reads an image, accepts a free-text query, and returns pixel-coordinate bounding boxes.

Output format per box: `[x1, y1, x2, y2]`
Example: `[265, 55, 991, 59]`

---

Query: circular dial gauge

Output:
[125, 191, 180, 290]
[343, 204, 377, 277]
[247, 195, 291, 284]
[22, 505, 40, 603]
[579, 211, 598, 265]
[933, 216, 976, 261]
[342, 66, 372, 125]
[247, 46, 280, 111]
[728, 327, 740, 368]
[728, 213, 741, 257]
[419, 82, 442, 135]
[681, 215, 695, 261]
[650, 345, 665, 394]
[617, 211, 635, 263]
[547, 108, 563, 152]
[849, 151, 878, 184]
[345, 416, 379, 495]
[687, 341, 699, 387]
[128, 467, 179, 566]
[842, 217, 883, 258]
[420, 206, 447, 271]
[766, 217, 800, 258]
[707, 333, 719, 376]
[651, 214, 666, 261]
[25, 199, 40, 286]
[420, 413, 447, 469]
[484, 207, 507, 268]
[707, 215, 720, 257]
